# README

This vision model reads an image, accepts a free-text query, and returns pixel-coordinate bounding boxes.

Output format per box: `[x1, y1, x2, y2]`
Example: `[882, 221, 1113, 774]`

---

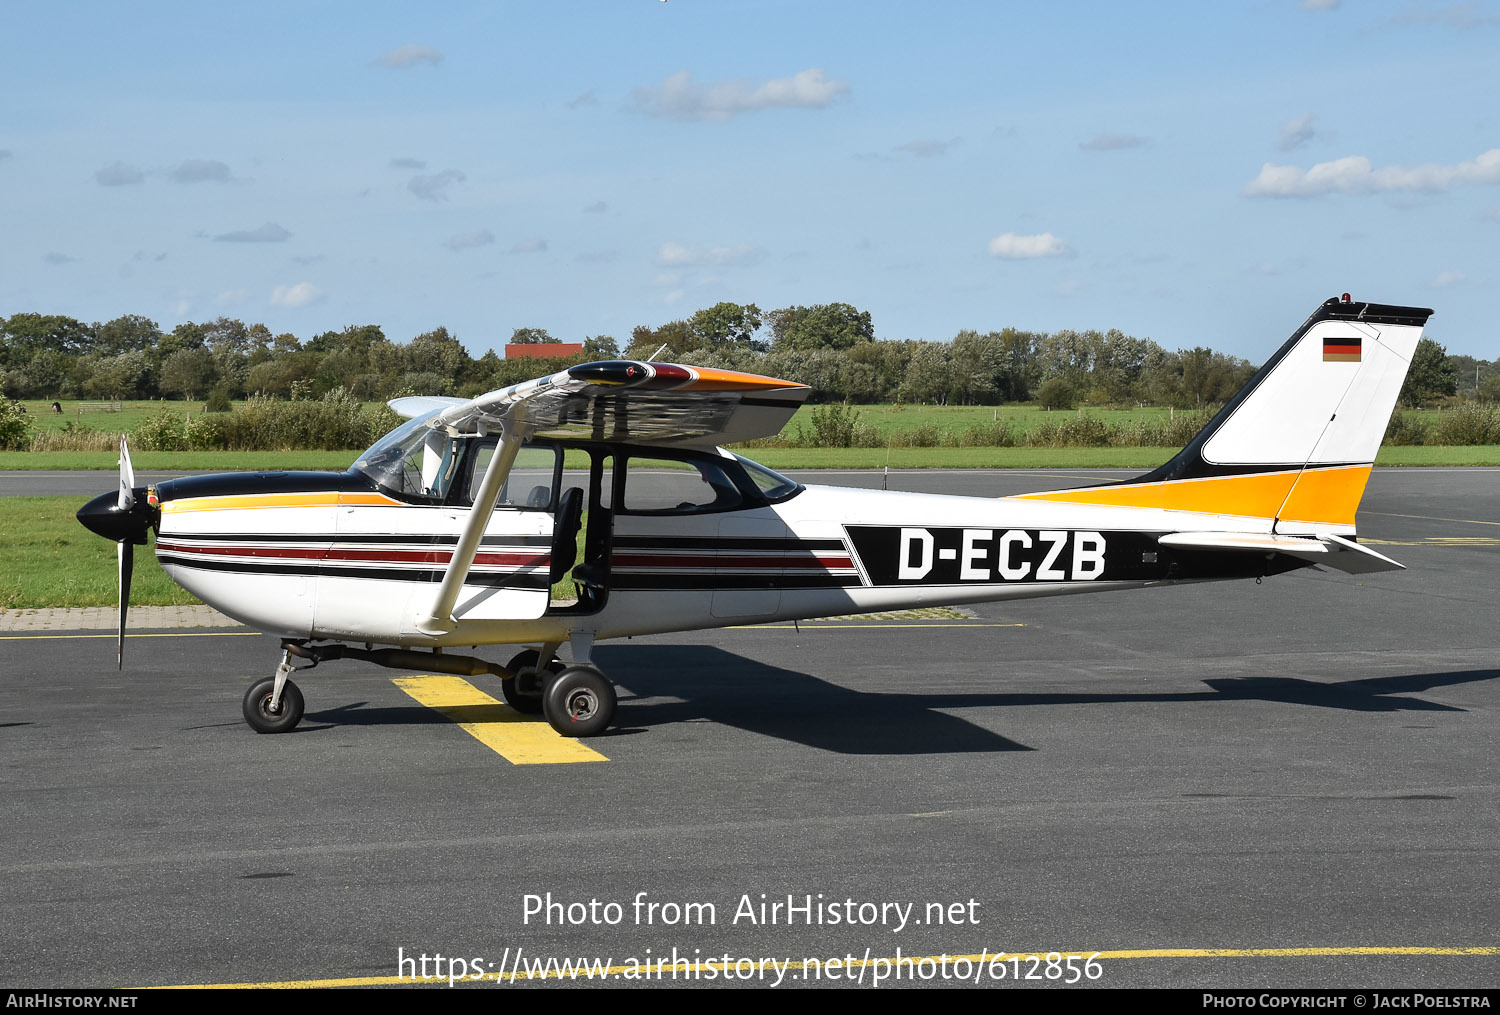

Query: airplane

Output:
[78, 295, 1431, 739]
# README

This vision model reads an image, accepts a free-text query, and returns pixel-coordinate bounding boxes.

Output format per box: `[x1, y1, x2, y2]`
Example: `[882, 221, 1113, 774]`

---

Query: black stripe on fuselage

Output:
[844, 525, 1309, 586]
[608, 573, 860, 591]
[154, 470, 377, 503]
[612, 535, 847, 552]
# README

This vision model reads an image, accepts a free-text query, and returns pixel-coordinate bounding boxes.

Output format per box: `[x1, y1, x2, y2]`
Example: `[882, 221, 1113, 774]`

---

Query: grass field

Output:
[14, 398, 191, 434]
[0, 497, 199, 610]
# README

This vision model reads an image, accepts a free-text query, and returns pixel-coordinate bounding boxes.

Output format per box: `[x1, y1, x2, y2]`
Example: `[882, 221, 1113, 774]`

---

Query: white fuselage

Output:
[155, 475, 1289, 650]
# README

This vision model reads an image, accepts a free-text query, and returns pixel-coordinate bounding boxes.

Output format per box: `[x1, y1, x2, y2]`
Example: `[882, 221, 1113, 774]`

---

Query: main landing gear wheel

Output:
[543, 666, 616, 738]
[242, 677, 304, 734]
[502, 650, 563, 715]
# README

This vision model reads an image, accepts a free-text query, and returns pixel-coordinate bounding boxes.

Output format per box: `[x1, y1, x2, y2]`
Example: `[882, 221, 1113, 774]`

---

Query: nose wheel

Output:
[542, 665, 616, 738]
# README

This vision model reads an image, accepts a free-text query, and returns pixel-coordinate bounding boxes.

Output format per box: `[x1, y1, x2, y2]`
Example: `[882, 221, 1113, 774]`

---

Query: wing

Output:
[421, 360, 811, 446]
[388, 395, 468, 419]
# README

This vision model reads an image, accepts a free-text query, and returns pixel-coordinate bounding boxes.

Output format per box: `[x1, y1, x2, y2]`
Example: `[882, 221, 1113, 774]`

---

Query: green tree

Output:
[509, 327, 558, 345]
[94, 315, 162, 357]
[767, 303, 874, 351]
[627, 320, 694, 358]
[688, 302, 764, 350]
[582, 335, 620, 359]
[1400, 337, 1459, 407]
[1, 313, 94, 366]
[160, 347, 218, 400]
[83, 350, 152, 398]
[1035, 376, 1078, 410]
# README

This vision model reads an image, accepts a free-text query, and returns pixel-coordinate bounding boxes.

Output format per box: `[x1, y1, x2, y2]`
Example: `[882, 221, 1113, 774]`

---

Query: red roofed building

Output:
[505, 343, 583, 360]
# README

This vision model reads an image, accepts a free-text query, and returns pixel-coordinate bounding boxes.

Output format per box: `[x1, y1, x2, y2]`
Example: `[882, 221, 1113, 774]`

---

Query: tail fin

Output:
[1015, 297, 1432, 535]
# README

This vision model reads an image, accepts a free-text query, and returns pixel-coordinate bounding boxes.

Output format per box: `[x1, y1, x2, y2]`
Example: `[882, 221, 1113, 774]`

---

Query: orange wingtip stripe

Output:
[682, 367, 808, 391]
[1010, 465, 1372, 525]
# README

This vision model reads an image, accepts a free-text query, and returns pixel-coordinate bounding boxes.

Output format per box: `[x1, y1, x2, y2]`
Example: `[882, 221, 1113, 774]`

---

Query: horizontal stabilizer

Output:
[1157, 531, 1404, 574]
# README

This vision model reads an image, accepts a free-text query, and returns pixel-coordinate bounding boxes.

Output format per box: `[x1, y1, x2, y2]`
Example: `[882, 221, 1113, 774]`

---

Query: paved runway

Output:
[2, 468, 1497, 989]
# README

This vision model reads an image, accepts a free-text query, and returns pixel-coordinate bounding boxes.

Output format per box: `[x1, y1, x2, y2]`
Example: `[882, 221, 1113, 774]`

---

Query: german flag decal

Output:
[1323, 336, 1362, 362]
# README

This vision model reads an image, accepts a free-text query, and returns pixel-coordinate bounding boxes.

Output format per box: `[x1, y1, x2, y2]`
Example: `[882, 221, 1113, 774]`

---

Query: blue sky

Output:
[3, 0, 1496, 360]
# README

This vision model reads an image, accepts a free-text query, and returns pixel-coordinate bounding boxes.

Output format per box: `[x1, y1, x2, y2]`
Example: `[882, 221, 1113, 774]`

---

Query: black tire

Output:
[242, 677, 304, 734]
[502, 650, 562, 715]
[543, 666, 616, 738]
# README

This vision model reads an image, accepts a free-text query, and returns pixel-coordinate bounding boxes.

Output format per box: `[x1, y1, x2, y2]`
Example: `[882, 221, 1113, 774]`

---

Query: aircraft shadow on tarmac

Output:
[301, 647, 1496, 756]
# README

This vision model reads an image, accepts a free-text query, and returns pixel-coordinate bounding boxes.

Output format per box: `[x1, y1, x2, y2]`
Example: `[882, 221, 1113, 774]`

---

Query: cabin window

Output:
[620, 455, 743, 514]
[463, 442, 560, 509]
[733, 453, 802, 502]
[350, 412, 448, 503]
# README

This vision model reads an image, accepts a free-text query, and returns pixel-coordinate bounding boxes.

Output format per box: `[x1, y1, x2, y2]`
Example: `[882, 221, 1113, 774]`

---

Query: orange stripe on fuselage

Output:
[1009, 464, 1372, 527]
[1278, 464, 1373, 527]
[160, 491, 402, 514]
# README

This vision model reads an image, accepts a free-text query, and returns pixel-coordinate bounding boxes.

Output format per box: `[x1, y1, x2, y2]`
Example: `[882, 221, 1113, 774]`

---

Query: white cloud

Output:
[172, 159, 231, 183]
[1276, 113, 1324, 151]
[270, 282, 322, 308]
[408, 168, 465, 201]
[95, 161, 144, 186]
[987, 232, 1072, 259]
[389, 157, 426, 169]
[1245, 147, 1500, 197]
[656, 242, 764, 266]
[214, 222, 291, 243]
[895, 137, 961, 158]
[511, 237, 548, 253]
[1079, 133, 1151, 151]
[1380, 2, 1500, 29]
[215, 289, 245, 306]
[373, 44, 443, 69]
[444, 229, 494, 252]
[633, 68, 850, 122]
[1433, 270, 1467, 286]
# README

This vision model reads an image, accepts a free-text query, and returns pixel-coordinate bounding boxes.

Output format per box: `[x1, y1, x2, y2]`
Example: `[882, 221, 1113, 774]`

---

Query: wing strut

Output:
[415, 420, 531, 635]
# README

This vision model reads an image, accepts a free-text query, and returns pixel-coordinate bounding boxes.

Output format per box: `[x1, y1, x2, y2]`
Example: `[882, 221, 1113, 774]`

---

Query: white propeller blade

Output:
[117, 434, 135, 511]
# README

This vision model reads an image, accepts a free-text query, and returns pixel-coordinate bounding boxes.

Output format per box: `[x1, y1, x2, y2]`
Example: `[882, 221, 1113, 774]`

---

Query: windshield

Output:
[732, 453, 802, 502]
[350, 410, 455, 500]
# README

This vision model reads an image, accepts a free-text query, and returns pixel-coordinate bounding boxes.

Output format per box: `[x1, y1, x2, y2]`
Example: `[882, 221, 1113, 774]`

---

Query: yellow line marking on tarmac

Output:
[1364, 510, 1500, 527]
[392, 676, 607, 766]
[732, 622, 1025, 630]
[1365, 537, 1500, 547]
[147, 945, 1500, 988]
[0, 631, 259, 640]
